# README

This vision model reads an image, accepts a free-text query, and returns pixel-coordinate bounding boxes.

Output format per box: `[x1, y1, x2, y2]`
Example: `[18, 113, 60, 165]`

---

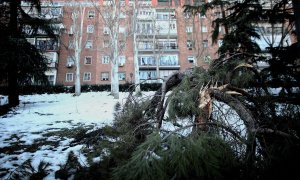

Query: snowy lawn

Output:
[0, 92, 136, 179]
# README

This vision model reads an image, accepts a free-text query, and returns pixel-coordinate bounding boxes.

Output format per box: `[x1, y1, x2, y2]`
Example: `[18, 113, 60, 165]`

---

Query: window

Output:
[219, 26, 223, 34]
[128, 1, 134, 6]
[184, 12, 191, 19]
[101, 72, 109, 81]
[118, 72, 126, 81]
[202, 26, 207, 32]
[157, 12, 175, 20]
[85, 56, 92, 64]
[103, 27, 110, 34]
[218, 40, 223, 47]
[102, 56, 110, 64]
[159, 55, 178, 66]
[104, 0, 112, 6]
[66, 73, 73, 82]
[47, 75, 55, 85]
[67, 56, 74, 67]
[118, 56, 126, 66]
[186, 26, 193, 33]
[120, 12, 126, 18]
[139, 71, 157, 80]
[188, 56, 195, 63]
[83, 72, 91, 81]
[120, 1, 125, 6]
[139, 10, 154, 16]
[137, 22, 153, 34]
[139, 56, 156, 66]
[51, 7, 62, 17]
[103, 12, 110, 18]
[169, 23, 176, 30]
[119, 26, 126, 34]
[103, 40, 109, 47]
[204, 55, 211, 63]
[187, 40, 193, 50]
[87, 25, 94, 33]
[85, 40, 93, 49]
[138, 41, 153, 50]
[214, 12, 222, 18]
[69, 25, 74, 35]
[88, 11, 95, 18]
[36, 38, 57, 51]
[156, 40, 178, 50]
[69, 40, 74, 49]
[120, 41, 125, 49]
[202, 40, 208, 48]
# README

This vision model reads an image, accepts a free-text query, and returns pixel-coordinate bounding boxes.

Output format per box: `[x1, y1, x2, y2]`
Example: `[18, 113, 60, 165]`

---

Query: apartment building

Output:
[46, 0, 221, 86]
[21, 1, 64, 85]
[20, 0, 294, 86]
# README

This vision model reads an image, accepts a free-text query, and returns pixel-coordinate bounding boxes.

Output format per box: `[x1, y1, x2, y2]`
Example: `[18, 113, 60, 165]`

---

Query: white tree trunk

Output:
[133, 35, 141, 93]
[110, 3, 120, 99]
[133, 8, 140, 93]
[74, 50, 81, 96]
[111, 60, 119, 99]
[73, 5, 85, 96]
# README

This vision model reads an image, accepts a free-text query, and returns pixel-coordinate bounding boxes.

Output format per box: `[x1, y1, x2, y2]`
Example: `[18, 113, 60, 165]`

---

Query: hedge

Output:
[0, 83, 161, 95]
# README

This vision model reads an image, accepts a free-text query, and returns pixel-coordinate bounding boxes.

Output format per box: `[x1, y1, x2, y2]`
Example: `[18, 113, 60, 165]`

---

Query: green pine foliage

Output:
[74, 94, 158, 179]
[168, 76, 200, 120]
[0, 0, 57, 86]
[167, 67, 212, 122]
[62, 1, 300, 179]
[55, 151, 83, 179]
[9, 159, 51, 180]
[113, 133, 239, 180]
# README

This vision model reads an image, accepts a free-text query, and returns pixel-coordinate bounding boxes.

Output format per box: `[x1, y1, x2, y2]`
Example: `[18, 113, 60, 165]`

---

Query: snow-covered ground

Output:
[0, 92, 138, 179]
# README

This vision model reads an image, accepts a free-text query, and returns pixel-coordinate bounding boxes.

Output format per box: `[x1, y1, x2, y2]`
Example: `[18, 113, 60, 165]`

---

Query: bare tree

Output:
[70, 2, 85, 96]
[66, 0, 97, 96]
[97, 1, 132, 99]
[132, 1, 141, 94]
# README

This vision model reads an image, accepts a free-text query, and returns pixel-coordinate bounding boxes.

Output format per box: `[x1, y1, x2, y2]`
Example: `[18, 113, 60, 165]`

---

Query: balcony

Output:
[138, 1, 152, 7]
[36, 38, 58, 51]
[138, 45, 154, 52]
[48, 62, 58, 68]
[138, 55, 180, 70]
[159, 55, 180, 69]
[22, 5, 63, 21]
[155, 44, 178, 51]
[43, 52, 58, 69]
[139, 58, 157, 69]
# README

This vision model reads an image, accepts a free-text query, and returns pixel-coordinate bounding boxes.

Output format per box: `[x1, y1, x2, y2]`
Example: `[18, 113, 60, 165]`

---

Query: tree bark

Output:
[148, 72, 184, 128]
[73, 5, 85, 96]
[132, 1, 141, 94]
[8, 0, 20, 107]
[110, 2, 120, 99]
[111, 60, 119, 99]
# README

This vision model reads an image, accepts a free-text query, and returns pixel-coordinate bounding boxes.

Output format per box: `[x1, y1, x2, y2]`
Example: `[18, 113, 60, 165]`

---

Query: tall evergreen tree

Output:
[0, 0, 56, 107]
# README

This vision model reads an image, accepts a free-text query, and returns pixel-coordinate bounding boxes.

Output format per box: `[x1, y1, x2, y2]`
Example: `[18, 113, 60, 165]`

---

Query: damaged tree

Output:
[58, 0, 300, 179]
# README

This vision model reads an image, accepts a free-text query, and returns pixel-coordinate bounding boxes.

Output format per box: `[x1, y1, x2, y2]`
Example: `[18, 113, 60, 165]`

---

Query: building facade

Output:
[22, 1, 65, 85]
[41, 0, 220, 86]
[24, 0, 292, 86]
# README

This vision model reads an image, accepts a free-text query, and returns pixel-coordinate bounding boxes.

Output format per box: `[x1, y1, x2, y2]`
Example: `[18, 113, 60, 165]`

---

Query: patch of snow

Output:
[93, 157, 101, 163]
[0, 92, 143, 179]
[0, 95, 8, 105]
